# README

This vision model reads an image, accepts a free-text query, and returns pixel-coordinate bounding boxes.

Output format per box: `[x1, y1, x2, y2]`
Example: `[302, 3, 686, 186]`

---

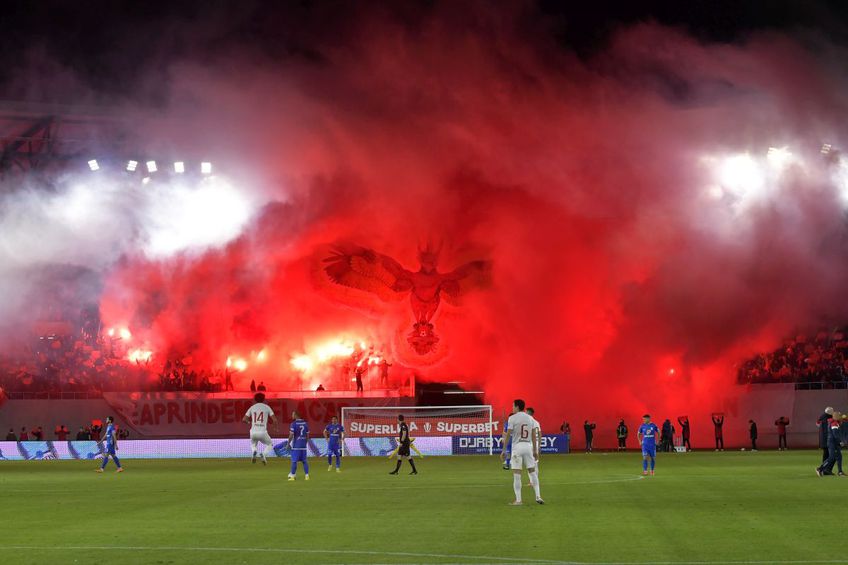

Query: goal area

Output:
[341, 405, 496, 456]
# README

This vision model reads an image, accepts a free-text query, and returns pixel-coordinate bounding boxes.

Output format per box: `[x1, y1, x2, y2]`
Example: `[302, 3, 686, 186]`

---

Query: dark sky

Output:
[1, 0, 847, 104]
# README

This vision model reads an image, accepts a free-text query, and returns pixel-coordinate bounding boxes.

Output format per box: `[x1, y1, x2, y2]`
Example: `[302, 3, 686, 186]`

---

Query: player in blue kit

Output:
[324, 416, 345, 472]
[95, 416, 123, 473]
[502, 421, 512, 470]
[288, 410, 310, 481]
[637, 414, 659, 476]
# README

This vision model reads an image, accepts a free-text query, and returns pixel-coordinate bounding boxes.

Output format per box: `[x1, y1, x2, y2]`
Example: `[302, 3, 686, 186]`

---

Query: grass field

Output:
[0, 450, 843, 565]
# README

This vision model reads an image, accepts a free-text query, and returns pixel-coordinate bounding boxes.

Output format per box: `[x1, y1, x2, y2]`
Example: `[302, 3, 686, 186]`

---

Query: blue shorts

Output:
[328, 444, 341, 456]
[291, 449, 308, 463]
[105, 444, 116, 456]
[642, 444, 656, 457]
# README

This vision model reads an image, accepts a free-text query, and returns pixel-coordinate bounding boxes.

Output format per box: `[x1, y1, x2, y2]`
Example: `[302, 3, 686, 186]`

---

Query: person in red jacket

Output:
[19, 427, 29, 441]
[774, 416, 790, 450]
[55, 425, 69, 441]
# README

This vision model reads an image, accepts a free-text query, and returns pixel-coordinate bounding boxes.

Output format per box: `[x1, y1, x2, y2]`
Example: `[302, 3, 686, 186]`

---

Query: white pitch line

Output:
[0, 545, 568, 564]
[310, 475, 646, 492]
[0, 475, 646, 494]
[0, 546, 844, 565]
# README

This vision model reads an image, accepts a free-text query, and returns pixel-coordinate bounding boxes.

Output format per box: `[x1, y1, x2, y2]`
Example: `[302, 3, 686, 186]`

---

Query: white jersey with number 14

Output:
[245, 403, 274, 432]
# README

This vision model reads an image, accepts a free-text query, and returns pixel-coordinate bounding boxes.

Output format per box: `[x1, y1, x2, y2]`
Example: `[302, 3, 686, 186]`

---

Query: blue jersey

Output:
[325, 423, 344, 447]
[105, 423, 115, 446]
[638, 423, 659, 446]
[290, 420, 309, 450]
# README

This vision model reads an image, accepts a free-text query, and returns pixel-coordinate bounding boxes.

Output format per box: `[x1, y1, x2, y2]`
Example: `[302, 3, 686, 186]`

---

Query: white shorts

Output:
[510, 443, 536, 470]
[250, 430, 273, 450]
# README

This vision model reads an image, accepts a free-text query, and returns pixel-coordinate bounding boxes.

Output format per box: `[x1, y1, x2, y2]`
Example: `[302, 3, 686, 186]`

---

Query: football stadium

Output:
[2, 3, 848, 564]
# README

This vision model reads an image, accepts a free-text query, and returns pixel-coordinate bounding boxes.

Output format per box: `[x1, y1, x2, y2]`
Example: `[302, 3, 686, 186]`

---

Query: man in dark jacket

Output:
[817, 411, 844, 477]
[616, 419, 628, 451]
[749, 420, 758, 451]
[583, 421, 596, 453]
[818, 407, 834, 463]
[774, 416, 790, 450]
[661, 419, 673, 452]
[711, 413, 724, 451]
[677, 416, 691, 451]
[5, 429, 16, 441]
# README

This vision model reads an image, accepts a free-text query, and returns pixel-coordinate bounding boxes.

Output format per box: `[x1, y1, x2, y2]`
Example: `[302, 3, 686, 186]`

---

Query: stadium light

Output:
[174, 161, 185, 174]
[200, 162, 212, 175]
[717, 154, 763, 196]
[146, 160, 158, 173]
[142, 177, 151, 185]
[126, 160, 138, 172]
[766, 147, 792, 168]
[822, 143, 833, 155]
[87, 159, 100, 171]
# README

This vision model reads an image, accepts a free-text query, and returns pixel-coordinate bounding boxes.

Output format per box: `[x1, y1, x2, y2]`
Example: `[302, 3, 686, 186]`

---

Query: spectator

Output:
[5, 428, 16, 441]
[378, 359, 391, 387]
[257, 381, 267, 392]
[711, 413, 724, 451]
[315, 384, 325, 391]
[660, 419, 673, 452]
[560, 421, 571, 451]
[818, 407, 834, 463]
[75, 427, 87, 440]
[55, 424, 69, 441]
[749, 420, 758, 451]
[354, 366, 364, 393]
[19, 427, 28, 441]
[90, 422, 102, 442]
[583, 420, 595, 453]
[224, 370, 233, 391]
[774, 416, 790, 450]
[250, 379, 256, 392]
[616, 419, 628, 451]
[677, 416, 691, 451]
[32, 426, 44, 441]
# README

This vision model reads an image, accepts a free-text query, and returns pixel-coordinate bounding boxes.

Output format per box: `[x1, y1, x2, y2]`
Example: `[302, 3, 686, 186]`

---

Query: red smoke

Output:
[95, 6, 848, 437]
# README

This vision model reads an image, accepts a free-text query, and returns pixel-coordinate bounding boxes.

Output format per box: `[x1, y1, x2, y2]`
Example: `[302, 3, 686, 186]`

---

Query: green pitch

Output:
[0, 451, 842, 564]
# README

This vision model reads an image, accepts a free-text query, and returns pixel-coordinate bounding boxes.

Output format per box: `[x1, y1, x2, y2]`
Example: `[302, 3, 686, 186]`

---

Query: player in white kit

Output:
[242, 392, 277, 465]
[500, 399, 544, 505]
[526, 407, 542, 485]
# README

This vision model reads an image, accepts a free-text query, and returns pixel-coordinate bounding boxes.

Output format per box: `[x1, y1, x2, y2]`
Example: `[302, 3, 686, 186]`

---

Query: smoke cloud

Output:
[4, 3, 848, 435]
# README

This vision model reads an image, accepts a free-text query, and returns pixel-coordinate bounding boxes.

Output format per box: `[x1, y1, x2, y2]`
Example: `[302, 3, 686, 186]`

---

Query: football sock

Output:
[512, 474, 522, 503]
[409, 459, 417, 472]
[650, 457, 655, 471]
[643, 459, 648, 472]
[529, 470, 541, 499]
[113, 456, 121, 468]
[393, 460, 402, 473]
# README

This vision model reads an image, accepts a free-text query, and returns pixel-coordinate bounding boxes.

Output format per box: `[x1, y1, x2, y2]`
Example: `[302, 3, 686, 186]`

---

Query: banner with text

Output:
[452, 434, 569, 455]
[102, 393, 403, 438]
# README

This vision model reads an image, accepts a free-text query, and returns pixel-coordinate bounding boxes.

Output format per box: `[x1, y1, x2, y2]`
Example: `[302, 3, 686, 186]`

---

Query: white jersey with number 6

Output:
[507, 412, 536, 448]
[245, 402, 274, 432]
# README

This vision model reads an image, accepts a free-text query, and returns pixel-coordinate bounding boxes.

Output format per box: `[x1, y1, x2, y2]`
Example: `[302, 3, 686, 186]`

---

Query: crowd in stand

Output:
[4, 421, 128, 442]
[738, 328, 848, 386]
[0, 321, 233, 394]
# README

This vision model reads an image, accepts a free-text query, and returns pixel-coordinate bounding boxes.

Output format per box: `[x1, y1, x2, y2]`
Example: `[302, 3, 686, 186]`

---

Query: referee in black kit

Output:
[390, 414, 418, 475]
